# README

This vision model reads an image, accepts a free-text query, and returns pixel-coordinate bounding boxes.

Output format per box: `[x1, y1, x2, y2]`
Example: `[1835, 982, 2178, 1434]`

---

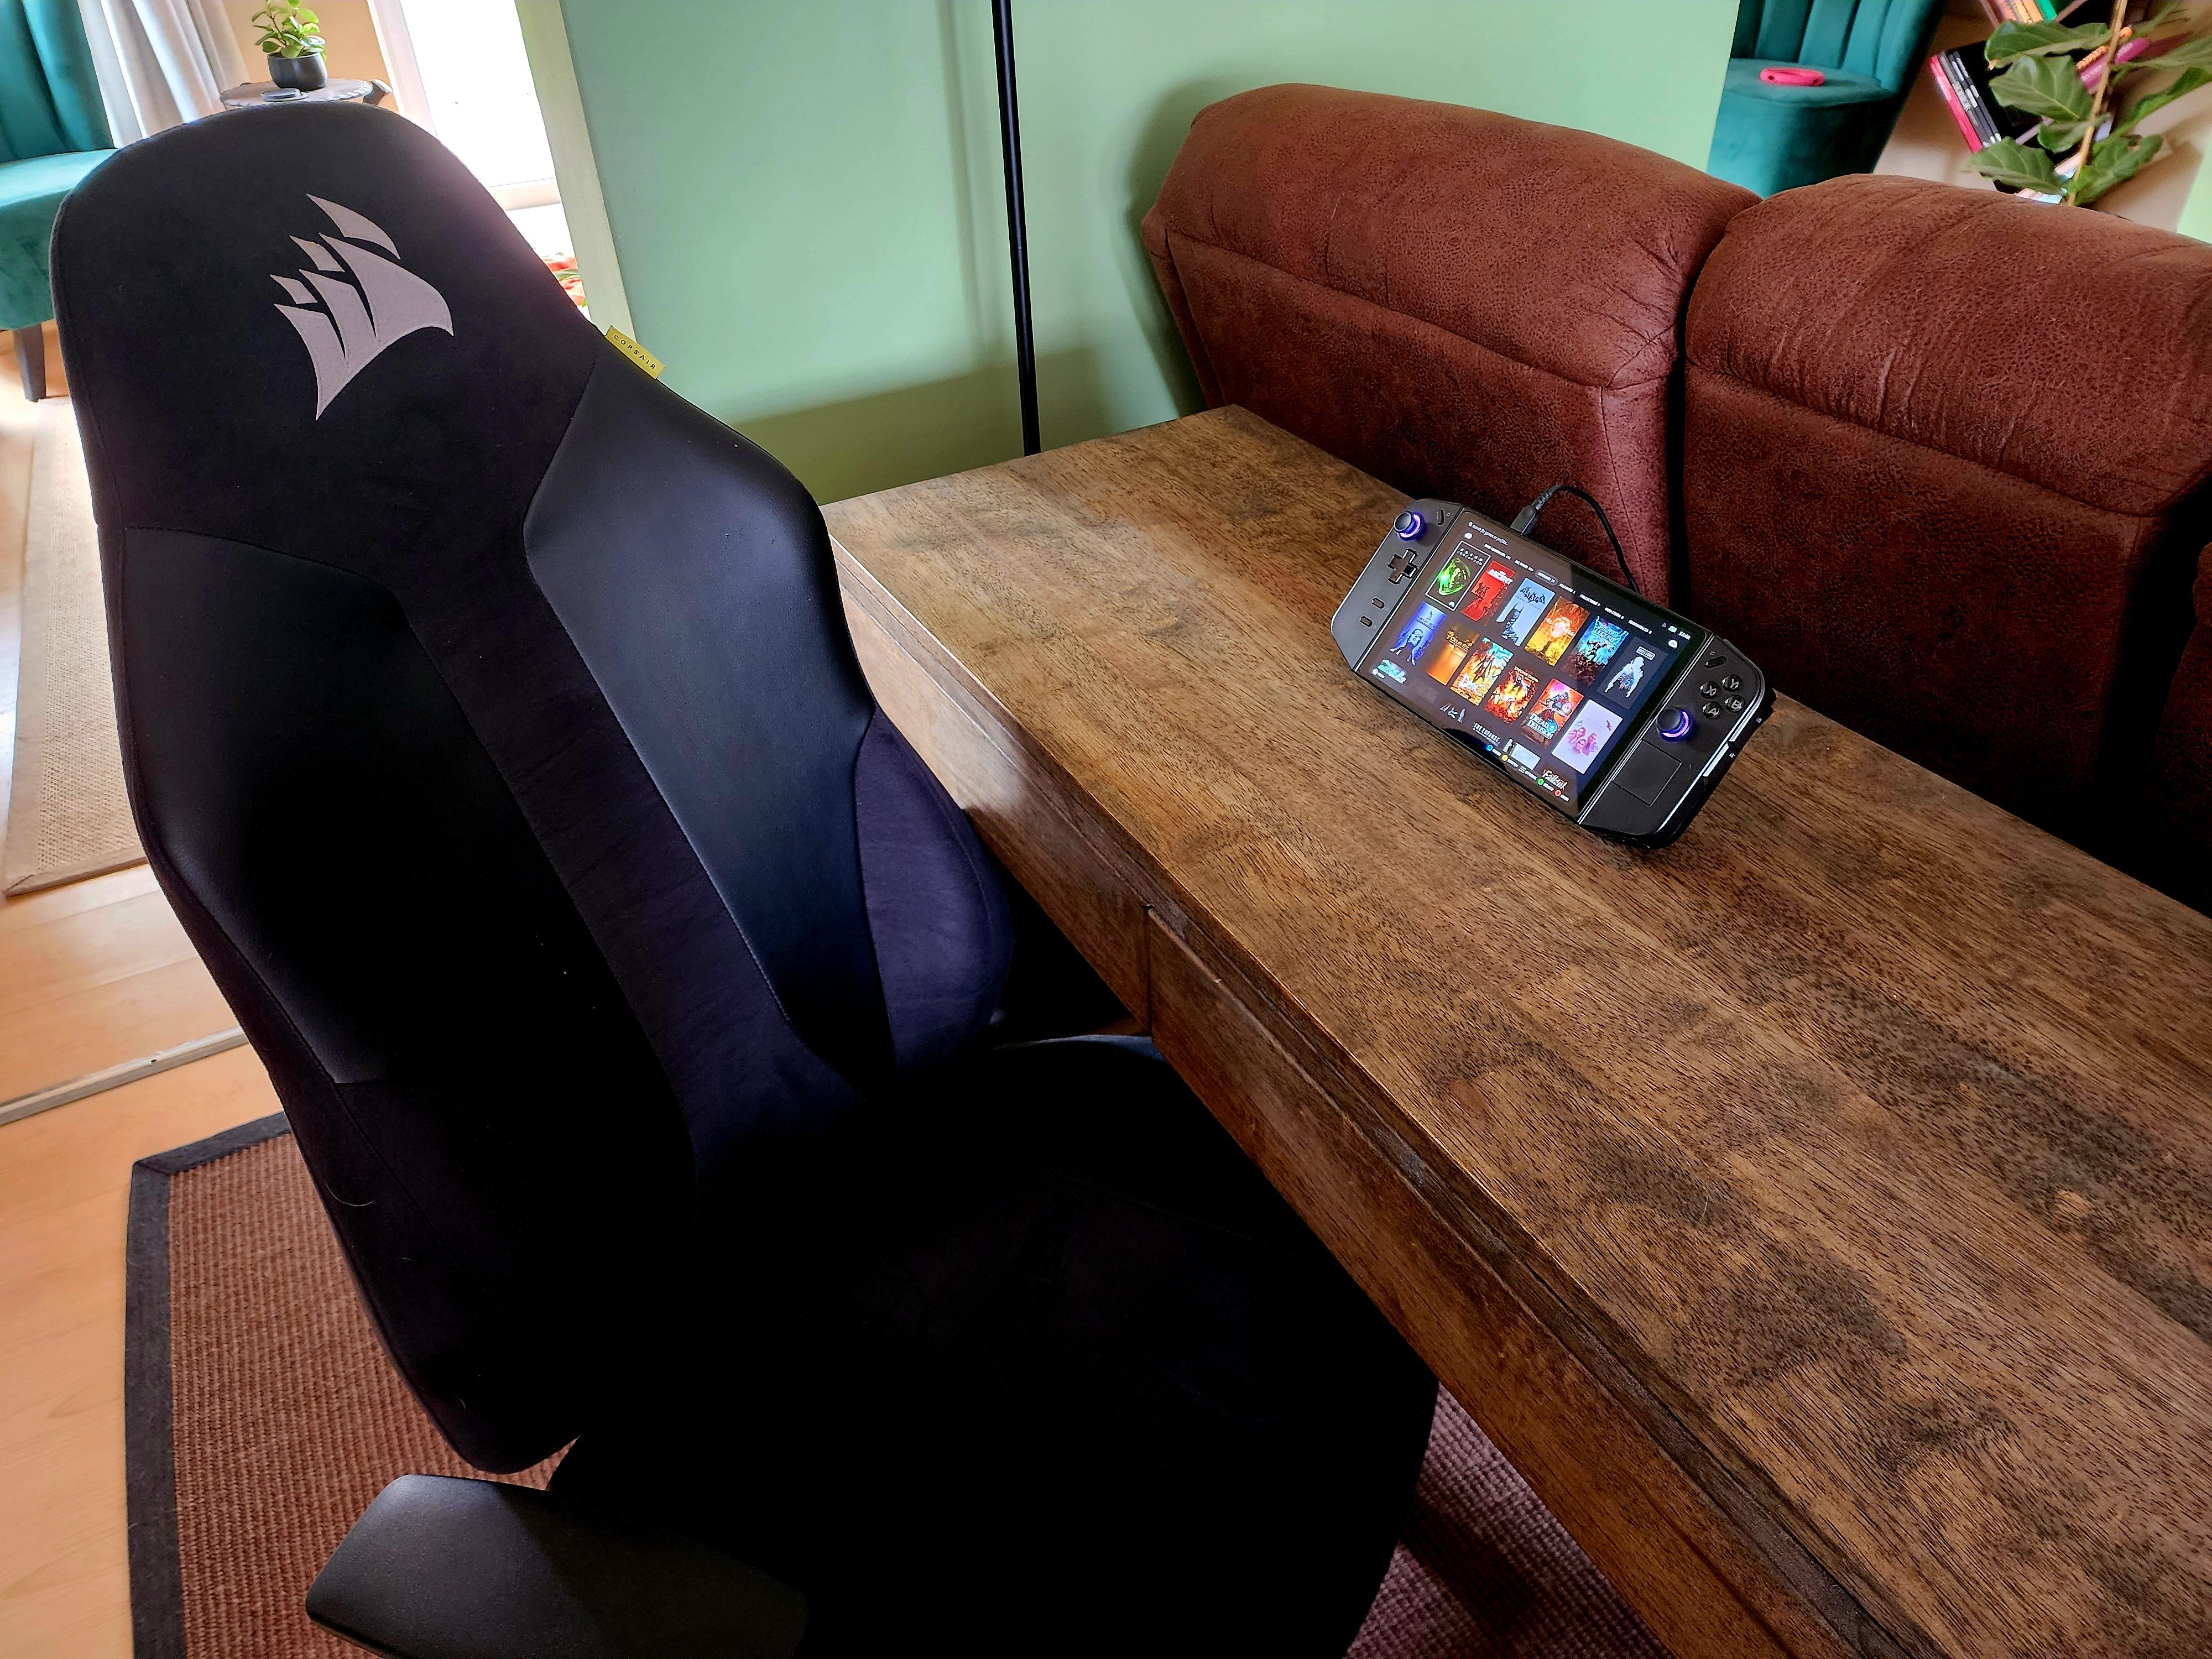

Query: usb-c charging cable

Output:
[1510, 484, 1639, 596]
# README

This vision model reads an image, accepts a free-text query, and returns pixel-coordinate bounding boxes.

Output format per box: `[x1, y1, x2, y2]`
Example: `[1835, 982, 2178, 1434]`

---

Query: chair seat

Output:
[549, 1035, 1438, 1657]
[1710, 60, 1905, 196]
[1723, 59, 1891, 108]
[0, 148, 112, 330]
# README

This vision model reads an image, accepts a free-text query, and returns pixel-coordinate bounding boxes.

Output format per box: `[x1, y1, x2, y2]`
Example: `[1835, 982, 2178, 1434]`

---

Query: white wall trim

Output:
[363, 0, 435, 127]
[490, 176, 560, 212]
[512, 0, 633, 339]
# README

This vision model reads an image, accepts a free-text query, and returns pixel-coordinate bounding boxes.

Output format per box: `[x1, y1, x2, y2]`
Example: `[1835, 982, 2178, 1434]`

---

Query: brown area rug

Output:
[127, 1121, 1665, 1658]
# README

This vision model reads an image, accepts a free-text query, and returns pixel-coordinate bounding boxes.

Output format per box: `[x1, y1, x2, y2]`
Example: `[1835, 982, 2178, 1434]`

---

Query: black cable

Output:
[991, 0, 1040, 456]
[1509, 483, 1639, 596]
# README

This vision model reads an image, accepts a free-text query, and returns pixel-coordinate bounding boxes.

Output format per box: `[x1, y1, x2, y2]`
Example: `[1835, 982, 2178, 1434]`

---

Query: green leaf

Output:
[2141, 34, 2212, 71]
[2037, 118, 2093, 152]
[1984, 20, 2109, 65]
[1990, 53, 2095, 122]
[2072, 131, 2163, 204]
[2114, 65, 2212, 134]
[1969, 137, 2067, 194]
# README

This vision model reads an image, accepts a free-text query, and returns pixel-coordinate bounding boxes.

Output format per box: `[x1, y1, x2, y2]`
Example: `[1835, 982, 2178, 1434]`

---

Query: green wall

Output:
[558, 1, 1739, 504]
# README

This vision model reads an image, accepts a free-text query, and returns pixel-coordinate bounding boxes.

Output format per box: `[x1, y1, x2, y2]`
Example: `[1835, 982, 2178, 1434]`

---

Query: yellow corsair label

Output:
[604, 326, 662, 379]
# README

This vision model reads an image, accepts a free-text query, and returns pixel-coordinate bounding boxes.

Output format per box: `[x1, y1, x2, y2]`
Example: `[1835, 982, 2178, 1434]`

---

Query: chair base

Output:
[13, 326, 45, 401]
[551, 1035, 1437, 1657]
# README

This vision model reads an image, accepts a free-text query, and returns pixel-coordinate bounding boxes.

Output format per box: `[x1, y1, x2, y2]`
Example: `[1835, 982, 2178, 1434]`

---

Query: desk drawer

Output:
[842, 590, 1149, 1021]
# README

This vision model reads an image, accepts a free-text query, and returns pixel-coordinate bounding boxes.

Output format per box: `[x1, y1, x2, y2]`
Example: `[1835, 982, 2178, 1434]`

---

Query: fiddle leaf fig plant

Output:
[252, 2, 325, 60]
[1970, 0, 2212, 206]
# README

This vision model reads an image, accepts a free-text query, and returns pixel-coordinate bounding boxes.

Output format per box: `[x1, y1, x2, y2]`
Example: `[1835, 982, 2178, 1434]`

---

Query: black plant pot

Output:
[268, 51, 328, 92]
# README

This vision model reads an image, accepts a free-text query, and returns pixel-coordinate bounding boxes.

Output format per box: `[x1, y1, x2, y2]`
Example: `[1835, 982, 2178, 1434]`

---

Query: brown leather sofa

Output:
[2141, 551, 2212, 912]
[1683, 175, 2212, 851]
[1141, 85, 1754, 601]
[1145, 87, 2212, 893]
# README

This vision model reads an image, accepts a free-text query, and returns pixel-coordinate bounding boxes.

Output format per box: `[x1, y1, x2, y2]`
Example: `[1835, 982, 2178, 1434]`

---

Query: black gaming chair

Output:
[55, 106, 1434, 1656]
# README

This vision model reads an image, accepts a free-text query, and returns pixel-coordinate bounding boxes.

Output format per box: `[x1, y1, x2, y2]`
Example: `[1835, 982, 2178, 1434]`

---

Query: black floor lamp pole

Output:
[991, 0, 1041, 456]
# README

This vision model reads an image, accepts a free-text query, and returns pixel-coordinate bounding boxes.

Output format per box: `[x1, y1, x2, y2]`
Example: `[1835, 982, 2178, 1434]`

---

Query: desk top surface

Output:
[822, 407, 2212, 1659]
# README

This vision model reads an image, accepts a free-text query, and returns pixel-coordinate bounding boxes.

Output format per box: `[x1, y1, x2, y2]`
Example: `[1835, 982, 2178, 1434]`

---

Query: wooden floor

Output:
[0, 324, 274, 1659]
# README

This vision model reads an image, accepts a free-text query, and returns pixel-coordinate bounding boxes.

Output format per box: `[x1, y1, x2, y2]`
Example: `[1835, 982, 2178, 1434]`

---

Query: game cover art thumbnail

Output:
[1495, 579, 1554, 646]
[1422, 620, 1483, 686]
[1523, 679, 1582, 745]
[1565, 618, 1627, 686]
[1460, 561, 1517, 620]
[1526, 598, 1590, 666]
[1451, 640, 1514, 705]
[1602, 642, 1661, 707]
[1427, 550, 1481, 611]
[1386, 603, 1444, 665]
[1552, 700, 1621, 773]
[1484, 667, 1537, 723]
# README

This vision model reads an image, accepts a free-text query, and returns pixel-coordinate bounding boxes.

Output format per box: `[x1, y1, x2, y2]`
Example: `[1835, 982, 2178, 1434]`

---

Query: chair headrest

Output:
[53, 102, 598, 567]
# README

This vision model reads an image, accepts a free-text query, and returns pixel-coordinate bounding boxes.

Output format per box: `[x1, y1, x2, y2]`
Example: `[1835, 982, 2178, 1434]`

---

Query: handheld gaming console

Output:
[1332, 499, 1771, 847]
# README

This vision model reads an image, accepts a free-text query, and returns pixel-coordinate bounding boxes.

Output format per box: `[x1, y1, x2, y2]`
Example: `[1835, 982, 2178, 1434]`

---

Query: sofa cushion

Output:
[1683, 174, 2212, 847]
[1141, 84, 1752, 599]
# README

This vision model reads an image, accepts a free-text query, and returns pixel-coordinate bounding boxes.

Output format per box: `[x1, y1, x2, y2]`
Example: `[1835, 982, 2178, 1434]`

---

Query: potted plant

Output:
[253, 3, 328, 92]
[1971, 0, 2212, 206]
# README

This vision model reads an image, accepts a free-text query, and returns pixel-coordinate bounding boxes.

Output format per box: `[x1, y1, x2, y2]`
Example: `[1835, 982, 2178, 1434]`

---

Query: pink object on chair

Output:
[1760, 66, 1827, 86]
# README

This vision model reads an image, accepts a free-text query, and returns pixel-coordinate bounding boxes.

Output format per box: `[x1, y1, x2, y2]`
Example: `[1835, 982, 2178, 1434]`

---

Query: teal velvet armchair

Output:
[1, 0, 114, 399]
[1708, 0, 1945, 197]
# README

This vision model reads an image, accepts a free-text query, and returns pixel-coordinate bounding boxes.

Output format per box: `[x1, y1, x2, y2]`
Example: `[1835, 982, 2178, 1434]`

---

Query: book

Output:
[1931, 53, 1984, 150]
[1937, 41, 2039, 149]
[1947, 53, 1996, 146]
[1936, 47, 2001, 146]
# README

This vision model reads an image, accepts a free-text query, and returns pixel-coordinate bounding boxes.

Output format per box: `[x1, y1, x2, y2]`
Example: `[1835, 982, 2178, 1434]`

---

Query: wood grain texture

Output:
[824, 406, 2212, 1659]
[0, 1047, 281, 1659]
[1148, 915, 1860, 1659]
[0, 869, 236, 1105]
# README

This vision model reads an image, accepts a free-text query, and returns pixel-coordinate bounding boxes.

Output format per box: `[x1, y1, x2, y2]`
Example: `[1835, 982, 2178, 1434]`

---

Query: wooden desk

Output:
[823, 408, 2212, 1659]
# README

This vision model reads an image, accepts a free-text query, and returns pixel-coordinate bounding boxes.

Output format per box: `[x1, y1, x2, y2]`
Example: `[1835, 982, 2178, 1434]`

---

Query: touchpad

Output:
[1613, 745, 1680, 804]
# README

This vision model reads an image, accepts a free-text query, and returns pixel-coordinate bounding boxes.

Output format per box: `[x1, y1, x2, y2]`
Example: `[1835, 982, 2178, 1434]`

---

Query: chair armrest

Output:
[306, 1475, 808, 1659]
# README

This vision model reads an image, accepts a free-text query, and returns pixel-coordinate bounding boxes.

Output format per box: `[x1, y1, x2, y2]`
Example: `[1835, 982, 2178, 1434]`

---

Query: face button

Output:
[1394, 509, 1425, 541]
[1698, 680, 1719, 697]
[1660, 708, 1694, 741]
[1721, 674, 1742, 691]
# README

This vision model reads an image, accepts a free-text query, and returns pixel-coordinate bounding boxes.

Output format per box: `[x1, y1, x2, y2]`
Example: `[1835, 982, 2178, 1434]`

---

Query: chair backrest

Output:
[0, 0, 110, 161]
[1681, 174, 2212, 851]
[1141, 85, 1752, 601]
[1731, 0, 1940, 91]
[52, 105, 1009, 1473]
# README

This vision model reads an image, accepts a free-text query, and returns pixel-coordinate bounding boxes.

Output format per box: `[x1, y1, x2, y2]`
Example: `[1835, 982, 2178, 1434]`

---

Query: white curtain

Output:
[73, 0, 249, 144]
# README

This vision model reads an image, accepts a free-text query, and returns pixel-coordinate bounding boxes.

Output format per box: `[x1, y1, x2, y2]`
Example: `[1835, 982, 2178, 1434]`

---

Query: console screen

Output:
[1355, 517, 1699, 815]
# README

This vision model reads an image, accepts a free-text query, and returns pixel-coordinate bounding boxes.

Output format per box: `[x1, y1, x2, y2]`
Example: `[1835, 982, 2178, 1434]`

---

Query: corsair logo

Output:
[270, 195, 453, 418]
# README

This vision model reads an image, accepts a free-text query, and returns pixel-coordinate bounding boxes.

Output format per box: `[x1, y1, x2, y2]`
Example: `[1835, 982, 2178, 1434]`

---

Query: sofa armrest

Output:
[306, 1475, 808, 1659]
